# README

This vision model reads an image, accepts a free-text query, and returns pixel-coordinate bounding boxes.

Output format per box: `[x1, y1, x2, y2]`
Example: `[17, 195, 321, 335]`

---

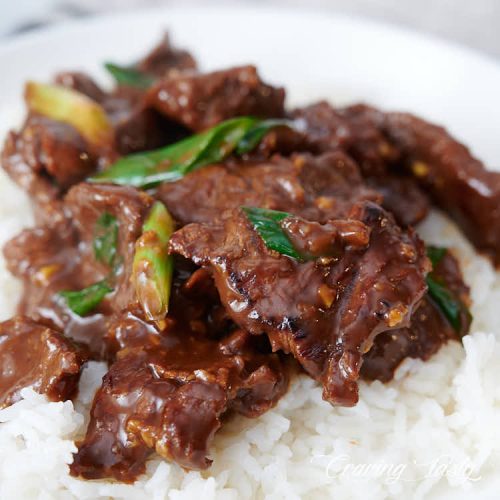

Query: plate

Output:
[0, 6, 499, 498]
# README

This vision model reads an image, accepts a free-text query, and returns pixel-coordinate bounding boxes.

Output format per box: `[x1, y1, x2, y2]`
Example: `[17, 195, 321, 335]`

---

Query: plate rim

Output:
[0, 3, 498, 74]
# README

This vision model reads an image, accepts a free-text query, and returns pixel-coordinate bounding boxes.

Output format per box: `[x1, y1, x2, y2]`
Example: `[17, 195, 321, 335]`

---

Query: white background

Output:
[0, 0, 499, 60]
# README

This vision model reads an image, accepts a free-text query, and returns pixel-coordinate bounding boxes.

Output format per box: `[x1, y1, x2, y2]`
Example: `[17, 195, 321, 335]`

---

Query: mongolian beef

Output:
[3, 33, 493, 482]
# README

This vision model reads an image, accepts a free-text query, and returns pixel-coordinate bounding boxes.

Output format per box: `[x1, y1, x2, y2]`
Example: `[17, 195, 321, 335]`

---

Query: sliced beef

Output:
[147, 66, 285, 131]
[367, 175, 430, 228]
[3, 183, 154, 356]
[71, 346, 226, 480]
[55, 71, 189, 156]
[297, 101, 500, 264]
[169, 203, 429, 406]
[250, 124, 311, 158]
[157, 151, 381, 226]
[293, 102, 399, 175]
[294, 102, 430, 226]
[104, 264, 232, 360]
[60, 34, 196, 155]
[71, 325, 288, 481]
[382, 112, 500, 265]
[361, 298, 453, 382]
[0, 316, 87, 408]
[135, 33, 197, 78]
[1, 115, 97, 204]
[54, 72, 106, 102]
[103, 87, 189, 155]
[65, 183, 153, 312]
[362, 249, 471, 381]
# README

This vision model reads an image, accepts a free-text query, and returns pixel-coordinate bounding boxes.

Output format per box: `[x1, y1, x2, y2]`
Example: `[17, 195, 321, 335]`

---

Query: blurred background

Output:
[1, 0, 499, 60]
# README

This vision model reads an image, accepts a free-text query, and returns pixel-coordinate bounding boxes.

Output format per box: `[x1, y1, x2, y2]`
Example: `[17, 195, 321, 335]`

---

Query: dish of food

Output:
[0, 6, 500, 500]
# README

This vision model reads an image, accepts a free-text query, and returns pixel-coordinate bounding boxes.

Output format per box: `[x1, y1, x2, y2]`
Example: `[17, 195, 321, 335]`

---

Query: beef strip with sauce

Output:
[100, 34, 197, 153]
[1, 114, 97, 207]
[0, 316, 87, 408]
[293, 101, 431, 227]
[157, 151, 381, 225]
[169, 203, 429, 406]
[55, 38, 196, 157]
[362, 248, 471, 381]
[135, 33, 197, 78]
[381, 112, 500, 265]
[72, 268, 288, 481]
[104, 262, 232, 359]
[71, 332, 287, 481]
[296, 100, 500, 264]
[147, 66, 285, 131]
[3, 183, 154, 356]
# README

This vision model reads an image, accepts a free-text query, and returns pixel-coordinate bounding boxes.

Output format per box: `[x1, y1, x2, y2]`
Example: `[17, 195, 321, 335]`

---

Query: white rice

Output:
[1, 152, 500, 500]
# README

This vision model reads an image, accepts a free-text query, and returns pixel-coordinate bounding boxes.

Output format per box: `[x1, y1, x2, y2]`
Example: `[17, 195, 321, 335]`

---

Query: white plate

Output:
[0, 6, 500, 498]
[0, 5, 499, 167]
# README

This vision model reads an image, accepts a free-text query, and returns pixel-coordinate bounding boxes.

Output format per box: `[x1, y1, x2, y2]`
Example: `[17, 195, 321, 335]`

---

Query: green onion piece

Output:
[104, 63, 155, 89]
[25, 82, 113, 148]
[236, 119, 292, 154]
[132, 202, 175, 321]
[426, 245, 447, 268]
[89, 117, 291, 188]
[242, 206, 302, 260]
[425, 245, 472, 335]
[93, 212, 118, 267]
[59, 214, 121, 316]
[59, 280, 113, 316]
[426, 275, 464, 333]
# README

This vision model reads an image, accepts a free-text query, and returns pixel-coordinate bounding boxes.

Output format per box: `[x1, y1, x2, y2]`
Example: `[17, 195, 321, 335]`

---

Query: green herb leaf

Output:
[89, 117, 291, 188]
[59, 280, 113, 316]
[93, 212, 118, 267]
[59, 214, 120, 316]
[235, 119, 292, 154]
[104, 63, 155, 89]
[132, 202, 175, 321]
[426, 245, 447, 268]
[426, 275, 464, 333]
[425, 245, 472, 335]
[242, 206, 302, 260]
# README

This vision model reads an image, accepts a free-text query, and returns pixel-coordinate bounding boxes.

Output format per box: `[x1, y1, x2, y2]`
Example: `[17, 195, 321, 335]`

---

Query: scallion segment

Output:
[89, 117, 292, 188]
[59, 280, 113, 317]
[93, 212, 119, 267]
[425, 246, 472, 335]
[242, 206, 302, 260]
[25, 82, 113, 148]
[132, 202, 175, 321]
[104, 63, 155, 89]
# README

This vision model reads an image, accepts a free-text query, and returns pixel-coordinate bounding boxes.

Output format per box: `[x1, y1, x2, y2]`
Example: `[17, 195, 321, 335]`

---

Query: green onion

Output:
[132, 202, 175, 321]
[425, 246, 471, 334]
[60, 213, 121, 316]
[104, 63, 155, 89]
[89, 117, 292, 188]
[426, 245, 447, 268]
[59, 280, 113, 316]
[236, 119, 291, 154]
[242, 206, 302, 260]
[426, 275, 463, 333]
[93, 212, 118, 267]
[25, 82, 113, 148]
